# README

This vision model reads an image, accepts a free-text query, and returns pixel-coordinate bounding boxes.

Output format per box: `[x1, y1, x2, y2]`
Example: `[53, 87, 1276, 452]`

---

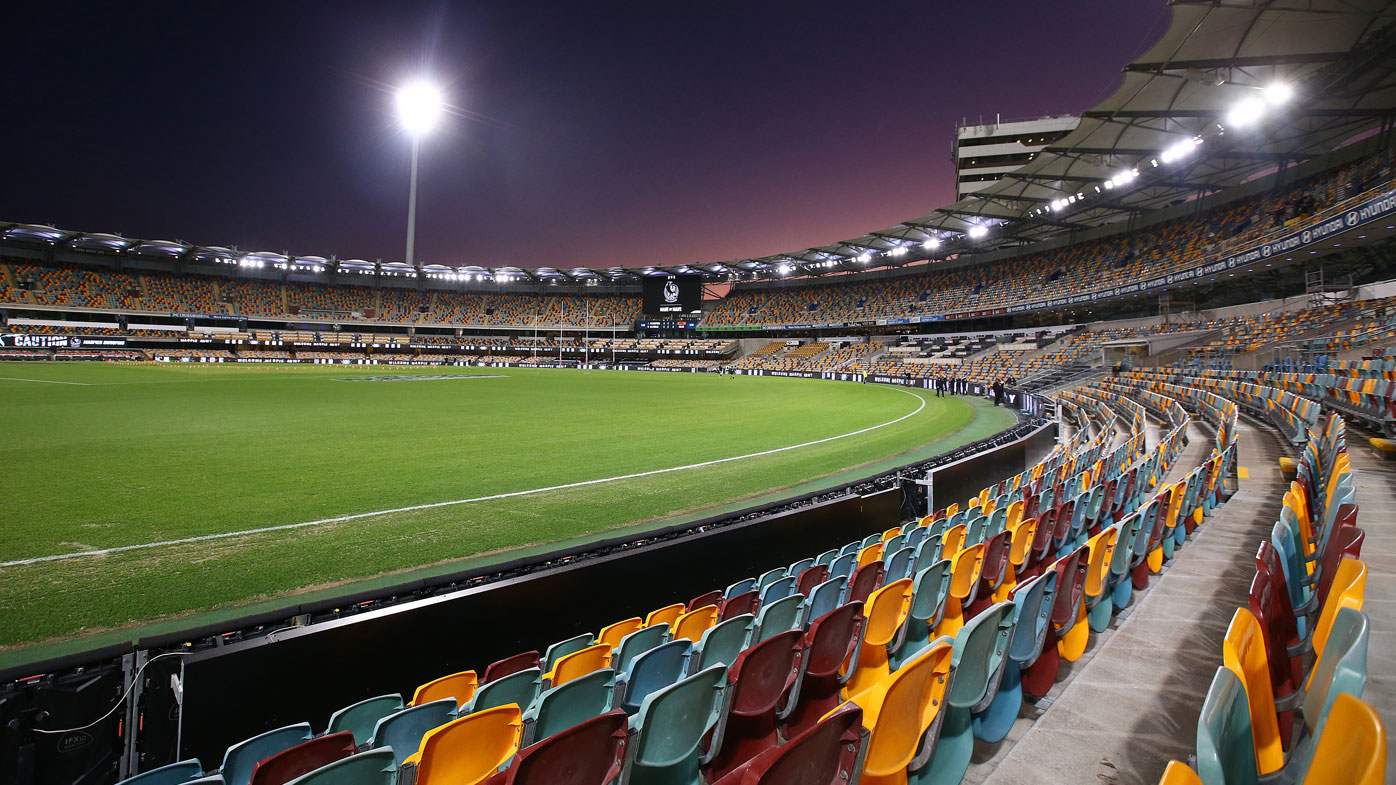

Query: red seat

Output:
[484, 709, 627, 785]
[847, 562, 885, 604]
[779, 601, 864, 739]
[720, 591, 761, 621]
[795, 564, 830, 597]
[703, 629, 807, 781]
[1022, 545, 1088, 699]
[248, 732, 357, 785]
[711, 704, 864, 785]
[484, 651, 541, 683]
[690, 590, 724, 611]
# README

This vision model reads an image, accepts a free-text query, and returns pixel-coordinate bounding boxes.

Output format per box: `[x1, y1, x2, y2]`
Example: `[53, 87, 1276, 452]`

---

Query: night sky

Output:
[1, 2, 1166, 269]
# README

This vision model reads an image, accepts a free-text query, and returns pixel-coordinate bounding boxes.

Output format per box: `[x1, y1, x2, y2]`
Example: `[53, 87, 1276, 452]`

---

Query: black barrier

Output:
[176, 490, 901, 765]
[925, 420, 1057, 515]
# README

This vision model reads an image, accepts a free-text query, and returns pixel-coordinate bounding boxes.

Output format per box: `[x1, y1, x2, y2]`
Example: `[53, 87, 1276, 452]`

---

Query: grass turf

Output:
[0, 361, 1013, 657]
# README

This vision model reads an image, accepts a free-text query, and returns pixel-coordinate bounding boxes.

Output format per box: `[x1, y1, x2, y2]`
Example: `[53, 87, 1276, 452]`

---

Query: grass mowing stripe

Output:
[0, 385, 924, 568]
[0, 377, 91, 385]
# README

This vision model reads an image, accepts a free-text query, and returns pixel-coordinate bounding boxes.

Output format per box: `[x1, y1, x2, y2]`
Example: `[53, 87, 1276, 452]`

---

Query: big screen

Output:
[642, 274, 702, 315]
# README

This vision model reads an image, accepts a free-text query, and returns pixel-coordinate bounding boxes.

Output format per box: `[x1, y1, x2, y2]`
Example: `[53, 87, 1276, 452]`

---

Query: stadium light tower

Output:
[396, 80, 444, 266]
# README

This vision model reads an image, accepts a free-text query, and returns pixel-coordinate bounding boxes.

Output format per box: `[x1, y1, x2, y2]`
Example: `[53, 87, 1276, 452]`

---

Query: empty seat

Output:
[598, 618, 644, 650]
[845, 578, 913, 697]
[547, 643, 612, 687]
[613, 624, 670, 673]
[221, 723, 313, 785]
[483, 651, 540, 683]
[521, 667, 615, 746]
[543, 634, 596, 672]
[781, 601, 865, 739]
[461, 668, 542, 716]
[837, 639, 953, 785]
[248, 733, 357, 785]
[404, 704, 522, 785]
[673, 605, 719, 642]
[752, 594, 804, 643]
[692, 614, 755, 673]
[483, 709, 628, 785]
[368, 699, 457, 767]
[1299, 693, 1385, 785]
[616, 639, 694, 715]
[711, 704, 864, 785]
[704, 629, 806, 780]
[625, 665, 728, 785]
[281, 749, 397, 785]
[646, 603, 686, 629]
[327, 695, 404, 745]
[412, 670, 478, 710]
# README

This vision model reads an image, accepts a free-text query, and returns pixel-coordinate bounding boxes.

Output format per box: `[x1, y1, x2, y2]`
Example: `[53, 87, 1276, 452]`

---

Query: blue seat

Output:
[326, 695, 403, 744]
[829, 552, 857, 581]
[787, 557, 815, 578]
[521, 667, 615, 746]
[220, 723, 313, 785]
[884, 545, 916, 583]
[617, 639, 695, 715]
[117, 760, 204, 785]
[368, 700, 455, 767]
[614, 624, 671, 673]
[725, 577, 758, 599]
[973, 571, 1057, 744]
[759, 576, 797, 606]
[804, 577, 848, 623]
[753, 594, 805, 642]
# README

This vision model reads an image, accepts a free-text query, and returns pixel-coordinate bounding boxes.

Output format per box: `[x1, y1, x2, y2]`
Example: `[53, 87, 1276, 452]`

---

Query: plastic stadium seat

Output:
[522, 667, 615, 746]
[711, 704, 864, 785]
[547, 643, 612, 687]
[646, 604, 686, 629]
[1299, 693, 1386, 785]
[369, 699, 457, 767]
[1158, 761, 1203, 785]
[720, 591, 761, 622]
[1295, 607, 1370, 765]
[726, 578, 758, 598]
[759, 576, 797, 606]
[673, 605, 719, 642]
[599, 618, 645, 650]
[838, 639, 953, 785]
[617, 639, 694, 715]
[794, 564, 830, 597]
[248, 733, 357, 785]
[689, 590, 724, 612]
[413, 670, 479, 710]
[848, 562, 887, 604]
[484, 651, 541, 684]
[220, 723, 313, 785]
[703, 629, 806, 780]
[804, 577, 848, 623]
[692, 614, 755, 673]
[461, 668, 543, 716]
[845, 578, 913, 697]
[781, 601, 865, 739]
[1196, 667, 1258, 785]
[1221, 608, 1285, 773]
[404, 704, 522, 785]
[625, 665, 728, 785]
[974, 571, 1057, 744]
[752, 594, 804, 643]
[326, 695, 404, 744]
[281, 749, 397, 785]
[117, 760, 205, 785]
[937, 602, 1016, 772]
[1023, 545, 1088, 699]
[484, 709, 628, 785]
[887, 559, 953, 672]
[544, 634, 596, 672]
[614, 624, 671, 672]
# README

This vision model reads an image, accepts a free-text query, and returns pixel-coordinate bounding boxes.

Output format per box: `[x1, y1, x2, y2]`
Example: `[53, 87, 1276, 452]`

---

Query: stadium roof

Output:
[5, 0, 1396, 286]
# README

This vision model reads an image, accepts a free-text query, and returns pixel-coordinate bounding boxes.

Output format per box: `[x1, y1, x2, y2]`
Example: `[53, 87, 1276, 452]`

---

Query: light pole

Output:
[396, 81, 444, 266]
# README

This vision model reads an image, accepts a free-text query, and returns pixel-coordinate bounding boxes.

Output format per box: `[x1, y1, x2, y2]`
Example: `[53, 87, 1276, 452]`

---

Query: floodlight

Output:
[397, 81, 444, 135]
[857, 253, 871, 263]
[923, 237, 940, 250]
[1263, 82, 1293, 105]
[1226, 96, 1266, 127]
[968, 225, 988, 239]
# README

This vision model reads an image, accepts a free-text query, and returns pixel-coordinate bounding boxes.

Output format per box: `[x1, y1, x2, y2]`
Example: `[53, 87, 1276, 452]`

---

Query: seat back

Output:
[116, 760, 203, 785]
[1196, 667, 1258, 785]
[462, 668, 541, 716]
[620, 639, 694, 715]
[710, 704, 864, 785]
[1221, 608, 1283, 774]
[413, 704, 522, 785]
[848, 561, 886, 603]
[614, 624, 670, 672]
[626, 666, 728, 784]
[523, 667, 615, 745]
[494, 710, 628, 785]
[1311, 558, 1366, 666]
[484, 651, 540, 684]
[248, 733, 357, 785]
[805, 577, 848, 622]
[370, 701, 455, 767]
[221, 723, 314, 785]
[598, 618, 644, 651]
[753, 594, 805, 642]
[1050, 546, 1089, 626]
[885, 545, 916, 583]
[948, 601, 1015, 710]
[719, 591, 761, 621]
[645, 604, 686, 630]
[673, 605, 719, 643]
[543, 634, 595, 672]
[1298, 694, 1386, 785]
[281, 749, 397, 785]
[1300, 607, 1369, 742]
[802, 601, 864, 680]
[726, 629, 804, 719]
[548, 644, 612, 687]
[795, 564, 830, 597]
[759, 576, 797, 606]
[694, 614, 755, 672]
[1008, 571, 1057, 665]
[326, 695, 403, 744]
[851, 640, 953, 780]
[412, 670, 478, 710]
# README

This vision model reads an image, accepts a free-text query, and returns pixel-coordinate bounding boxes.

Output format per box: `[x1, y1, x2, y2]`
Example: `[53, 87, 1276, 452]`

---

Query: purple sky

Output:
[1, 2, 1167, 269]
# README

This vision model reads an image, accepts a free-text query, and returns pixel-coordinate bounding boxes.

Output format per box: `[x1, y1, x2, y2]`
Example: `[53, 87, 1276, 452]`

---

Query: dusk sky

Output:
[1, 2, 1167, 269]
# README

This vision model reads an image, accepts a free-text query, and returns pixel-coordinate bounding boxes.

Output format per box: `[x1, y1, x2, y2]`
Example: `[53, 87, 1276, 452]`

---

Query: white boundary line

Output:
[0, 377, 91, 385]
[1, 386, 931, 568]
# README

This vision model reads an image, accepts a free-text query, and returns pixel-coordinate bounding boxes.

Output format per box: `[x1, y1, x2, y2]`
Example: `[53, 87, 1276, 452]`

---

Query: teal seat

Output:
[691, 614, 753, 673]
[756, 567, 787, 589]
[787, 557, 815, 577]
[974, 571, 1056, 744]
[1289, 607, 1370, 773]
[753, 594, 805, 643]
[221, 723, 312, 785]
[829, 552, 857, 581]
[544, 633, 596, 672]
[804, 577, 848, 623]
[117, 759, 204, 785]
[912, 534, 943, 575]
[923, 602, 1015, 783]
[617, 639, 694, 715]
[883, 533, 906, 555]
[460, 667, 542, 716]
[1196, 667, 1258, 785]
[888, 558, 952, 671]
[522, 666, 615, 745]
[282, 748, 397, 785]
[326, 695, 403, 744]
[759, 576, 797, 606]
[615, 624, 671, 673]
[884, 545, 916, 583]
[859, 532, 884, 549]
[725, 577, 758, 598]
[905, 526, 928, 550]
[814, 549, 839, 568]
[625, 665, 728, 785]
[367, 700, 454, 767]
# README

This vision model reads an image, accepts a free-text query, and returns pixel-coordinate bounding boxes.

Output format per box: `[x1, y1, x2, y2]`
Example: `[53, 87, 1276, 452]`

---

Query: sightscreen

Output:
[642, 274, 702, 315]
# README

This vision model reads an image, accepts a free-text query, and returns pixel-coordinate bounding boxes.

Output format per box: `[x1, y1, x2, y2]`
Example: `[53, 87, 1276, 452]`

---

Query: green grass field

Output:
[0, 361, 1014, 658]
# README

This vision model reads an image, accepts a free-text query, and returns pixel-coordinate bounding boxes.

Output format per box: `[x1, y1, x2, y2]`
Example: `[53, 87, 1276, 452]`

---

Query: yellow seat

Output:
[546, 643, 612, 687]
[940, 524, 967, 558]
[1222, 607, 1284, 774]
[1309, 559, 1367, 678]
[835, 639, 953, 785]
[1300, 693, 1386, 785]
[645, 603, 685, 629]
[1369, 437, 1396, 459]
[672, 605, 718, 641]
[882, 526, 903, 543]
[994, 517, 1037, 603]
[844, 578, 914, 698]
[936, 543, 984, 639]
[857, 542, 885, 569]
[1157, 761, 1202, 785]
[598, 617, 643, 650]
[412, 670, 478, 710]
[405, 704, 523, 785]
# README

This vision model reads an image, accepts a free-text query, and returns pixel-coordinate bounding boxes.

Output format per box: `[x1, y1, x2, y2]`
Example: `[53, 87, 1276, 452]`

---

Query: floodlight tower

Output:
[396, 81, 444, 267]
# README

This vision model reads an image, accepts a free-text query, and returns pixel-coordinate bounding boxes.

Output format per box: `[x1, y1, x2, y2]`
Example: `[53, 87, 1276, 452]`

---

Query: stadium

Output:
[1, 2, 1394, 785]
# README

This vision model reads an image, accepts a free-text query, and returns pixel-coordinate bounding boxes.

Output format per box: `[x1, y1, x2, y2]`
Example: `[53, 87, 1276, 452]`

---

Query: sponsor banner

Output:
[1, 333, 127, 348]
